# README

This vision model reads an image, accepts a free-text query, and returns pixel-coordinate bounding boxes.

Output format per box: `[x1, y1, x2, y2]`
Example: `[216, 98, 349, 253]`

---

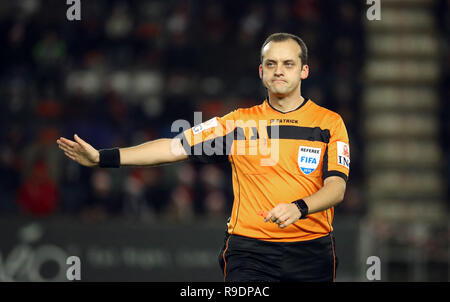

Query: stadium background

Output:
[0, 0, 448, 281]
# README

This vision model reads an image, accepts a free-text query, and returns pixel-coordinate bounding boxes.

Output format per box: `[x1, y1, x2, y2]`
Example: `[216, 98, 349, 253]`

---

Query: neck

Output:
[268, 91, 305, 113]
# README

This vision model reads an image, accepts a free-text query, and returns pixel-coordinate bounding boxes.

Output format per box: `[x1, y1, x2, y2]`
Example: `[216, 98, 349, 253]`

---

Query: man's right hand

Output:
[56, 134, 100, 167]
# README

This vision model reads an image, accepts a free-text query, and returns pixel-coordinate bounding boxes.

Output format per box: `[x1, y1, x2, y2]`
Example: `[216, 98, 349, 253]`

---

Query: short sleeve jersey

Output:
[178, 99, 350, 242]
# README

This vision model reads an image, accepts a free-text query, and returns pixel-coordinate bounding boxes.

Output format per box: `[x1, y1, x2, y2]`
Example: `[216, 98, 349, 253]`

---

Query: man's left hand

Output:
[264, 203, 302, 228]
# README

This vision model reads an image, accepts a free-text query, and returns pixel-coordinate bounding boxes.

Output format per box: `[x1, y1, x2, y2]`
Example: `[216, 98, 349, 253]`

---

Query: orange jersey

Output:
[178, 99, 350, 242]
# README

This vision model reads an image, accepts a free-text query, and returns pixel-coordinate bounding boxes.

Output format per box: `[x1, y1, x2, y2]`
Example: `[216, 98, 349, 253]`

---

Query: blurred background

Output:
[0, 0, 448, 281]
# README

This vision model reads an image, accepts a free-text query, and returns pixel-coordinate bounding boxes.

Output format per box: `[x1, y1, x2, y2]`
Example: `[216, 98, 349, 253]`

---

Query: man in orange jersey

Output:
[57, 33, 349, 282]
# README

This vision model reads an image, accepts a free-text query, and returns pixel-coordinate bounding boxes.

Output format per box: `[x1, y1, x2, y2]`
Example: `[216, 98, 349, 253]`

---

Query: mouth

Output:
[272, 79, 287, 84]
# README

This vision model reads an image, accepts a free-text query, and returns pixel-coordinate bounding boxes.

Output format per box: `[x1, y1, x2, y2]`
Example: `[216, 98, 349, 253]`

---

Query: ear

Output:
[300, 64, 309, 80]
[259, 64, 263, 79]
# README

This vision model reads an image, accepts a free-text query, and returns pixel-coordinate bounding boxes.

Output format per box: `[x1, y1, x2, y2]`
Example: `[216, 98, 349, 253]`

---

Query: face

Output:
[259, 39, 309, 97]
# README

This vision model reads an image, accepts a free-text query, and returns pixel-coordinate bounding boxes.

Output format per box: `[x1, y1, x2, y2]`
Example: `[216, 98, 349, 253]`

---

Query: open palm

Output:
[56, 134, 99, 167]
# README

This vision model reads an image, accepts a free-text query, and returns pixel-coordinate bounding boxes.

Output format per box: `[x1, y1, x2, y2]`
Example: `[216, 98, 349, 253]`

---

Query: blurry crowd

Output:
[0, 0, 367, 221]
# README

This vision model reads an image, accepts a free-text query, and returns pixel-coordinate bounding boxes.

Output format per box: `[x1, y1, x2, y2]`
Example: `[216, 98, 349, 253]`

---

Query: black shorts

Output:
[218, 232, 338, 282]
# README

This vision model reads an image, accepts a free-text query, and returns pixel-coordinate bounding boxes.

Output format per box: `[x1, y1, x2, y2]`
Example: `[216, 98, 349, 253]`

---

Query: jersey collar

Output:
[266, 97, 310, 114]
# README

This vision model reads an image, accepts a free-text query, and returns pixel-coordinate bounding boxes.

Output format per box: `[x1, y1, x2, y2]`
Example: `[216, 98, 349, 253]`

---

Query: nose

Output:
[274, 65, 284, 76]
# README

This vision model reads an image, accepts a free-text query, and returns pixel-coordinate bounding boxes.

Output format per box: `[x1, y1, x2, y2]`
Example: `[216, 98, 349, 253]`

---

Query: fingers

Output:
[279, 217, 297, 229]
[263, 203, 300, 228]
[57, 135, 87, 150]
[57, 135, 89, 153]
[73, 134, 87, 148]
[57, 136, 83, 163]
[264, 209, 286, 224]
[263, 206, 279, 222]
[64, 151, 77, 161]
[277, 214, 290, 224]
[263, 211, 274, 223]
[264, 211, 290, 228]
[57, 141, 71, 153]
[57, 138, 76, 153]
[57, 137, 77, 148]
[58, 142, 77, 160]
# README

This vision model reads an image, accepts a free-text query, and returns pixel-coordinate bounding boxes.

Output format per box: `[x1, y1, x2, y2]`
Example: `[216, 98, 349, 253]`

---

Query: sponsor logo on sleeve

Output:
[337, 141, 350, 168]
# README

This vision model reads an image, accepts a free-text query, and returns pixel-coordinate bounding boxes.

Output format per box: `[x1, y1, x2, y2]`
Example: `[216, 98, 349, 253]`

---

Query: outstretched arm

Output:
[56, 134, 188, 167]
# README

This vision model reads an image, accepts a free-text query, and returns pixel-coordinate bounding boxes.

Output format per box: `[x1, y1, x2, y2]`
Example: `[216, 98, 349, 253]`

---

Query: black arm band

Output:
[292, 199, 309, 219]
[98, 148, 121, 168]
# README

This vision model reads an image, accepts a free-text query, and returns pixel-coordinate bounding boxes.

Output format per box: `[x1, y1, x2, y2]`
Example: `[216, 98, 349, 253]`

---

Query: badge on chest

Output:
[298, 146, 321, 175]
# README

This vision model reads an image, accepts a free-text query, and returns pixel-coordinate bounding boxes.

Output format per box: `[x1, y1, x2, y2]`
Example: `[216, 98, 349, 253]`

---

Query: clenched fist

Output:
[264, 203, 302, 229]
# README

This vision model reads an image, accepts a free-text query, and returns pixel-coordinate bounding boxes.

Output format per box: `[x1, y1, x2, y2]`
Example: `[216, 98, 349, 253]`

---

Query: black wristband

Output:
[98, 148, 120, 168]
[292, 199, 309, 219]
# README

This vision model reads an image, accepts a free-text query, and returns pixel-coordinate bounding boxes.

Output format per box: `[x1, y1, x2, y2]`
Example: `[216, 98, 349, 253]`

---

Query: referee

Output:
[57, 33, 350, 282]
